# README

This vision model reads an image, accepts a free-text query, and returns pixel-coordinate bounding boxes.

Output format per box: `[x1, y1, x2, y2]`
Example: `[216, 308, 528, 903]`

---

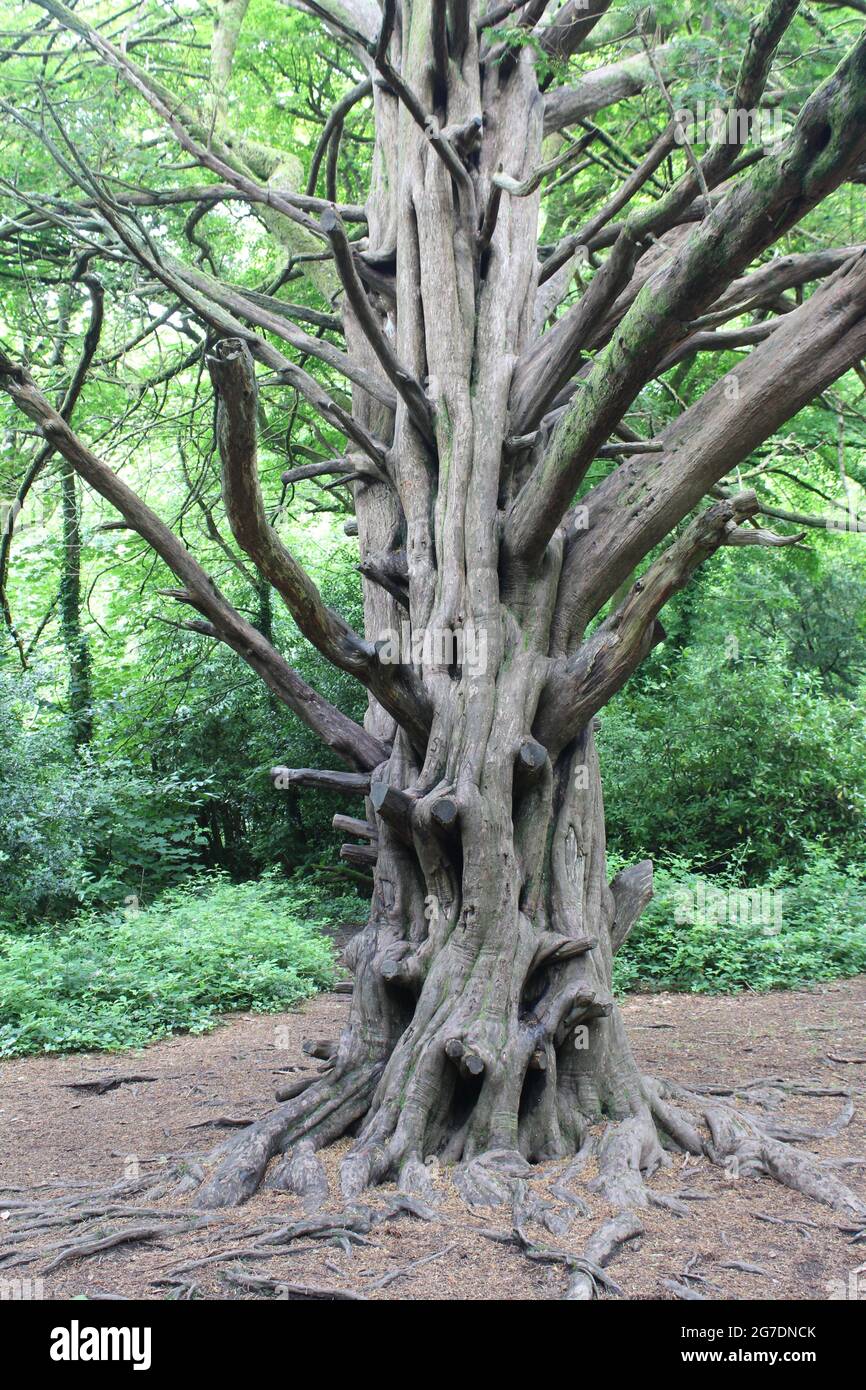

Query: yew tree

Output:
[2, 0, 866, 1234]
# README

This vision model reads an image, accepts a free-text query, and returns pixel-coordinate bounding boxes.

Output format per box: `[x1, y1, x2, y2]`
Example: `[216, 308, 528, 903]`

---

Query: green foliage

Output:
[0, 668, 210, 925]
[0, 872, 344, 1057]
[94, 544, 368, 879]
[0, 524, 369, 916]
[613, 850, 866, 995]
[602, 637, 866, 878]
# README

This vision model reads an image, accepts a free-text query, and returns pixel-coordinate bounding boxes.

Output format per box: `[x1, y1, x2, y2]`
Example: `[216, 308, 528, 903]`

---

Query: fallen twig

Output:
[43, 1222, 180, 1273]
[752, 1211, 820, 1231]
[367, 1244, 457, 1289]
[664, 1278, 708, 1300]
[59, 1075, 159, 1095]
[222, 1270, 366, 1299]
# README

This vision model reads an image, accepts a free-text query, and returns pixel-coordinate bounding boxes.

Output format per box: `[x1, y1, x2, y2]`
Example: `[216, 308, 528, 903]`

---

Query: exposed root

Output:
[192, 1062, 382, 1209]
[565, 1211, 644, 1300]
[222, 1271, 367, 1300]
[453, 1149, 532, 1209]
[589, 1107, 668, 1209]
[59, 1074, 159, 1095]
[267, 1138, 330, 1210]
[477, 1213, 637, 1298]
[665, 1280, 708, 1300]
[702, 1103, 866, 1219]
[6, 1049, 863, 1303]
[42, 1223, 179, 1274]
[367, 1244, 457, 1290]
[648, 1078, 866, 1222]
[454, 1075, 866, 1299]
[513, 1178, 577, 1237]
[399, 1153, 441, 1206]
[180, 1052, 866, 1299]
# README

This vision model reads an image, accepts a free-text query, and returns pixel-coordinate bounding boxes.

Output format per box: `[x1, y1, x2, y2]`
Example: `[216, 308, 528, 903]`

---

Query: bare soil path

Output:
[1, 979, 863, 1301]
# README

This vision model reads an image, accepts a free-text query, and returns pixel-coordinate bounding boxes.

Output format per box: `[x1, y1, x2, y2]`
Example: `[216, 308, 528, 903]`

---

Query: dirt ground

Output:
[1, 978, 864, 1301]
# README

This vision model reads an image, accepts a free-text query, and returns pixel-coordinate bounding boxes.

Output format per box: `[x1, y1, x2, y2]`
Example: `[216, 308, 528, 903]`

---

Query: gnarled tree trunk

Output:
[189, 3, 866, 1213]
[196, 11, 662, 1206]
[3, 0, 866, 1271]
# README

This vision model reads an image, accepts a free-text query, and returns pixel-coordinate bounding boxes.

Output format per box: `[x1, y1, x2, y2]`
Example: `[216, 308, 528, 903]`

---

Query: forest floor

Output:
[1, 977, 864, 1301]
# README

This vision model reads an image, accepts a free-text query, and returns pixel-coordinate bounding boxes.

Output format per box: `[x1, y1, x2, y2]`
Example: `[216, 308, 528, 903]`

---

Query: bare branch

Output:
[306, 77, 373, 197]
[171, 257, 398, 412]
[320, 208, 434, 439]
[281, 459, 355, 485]
[1, 272, 104, 665]
[714, 486, 866, 534]
[543, 42, 684, 134]
[515, 128, 678, 425]
[535, 493, 761, 751]
[610, 860, 654, 954]
[723, 524, 807, 546]
[536, 0, 613, 61]
[29, 0, 329, 243]
[551, 248, 866, 646]
[0, 350, 387, 771]
[507, 31, 866, 568]
[208, 339, 432, 746]
[73, 200, 390, 469]
[271, 768, 371, 794]
[537, 123, 675, 290]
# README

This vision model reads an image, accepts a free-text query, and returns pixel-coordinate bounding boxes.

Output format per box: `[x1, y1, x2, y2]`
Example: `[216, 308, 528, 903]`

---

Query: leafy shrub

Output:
[613, 849, 866, 994]
[0, 668, 209, 924]
[601, 647, 866, 876]
[0, 872, 345, 1056]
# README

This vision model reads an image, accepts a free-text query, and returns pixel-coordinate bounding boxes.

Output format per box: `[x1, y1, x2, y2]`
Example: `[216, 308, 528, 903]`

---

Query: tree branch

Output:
[319, 207, 434, 439]
[0, 350, 387, 771]
[535, 493, 761, 751]
[543, 42, 685, 134]
[306, 76, 373, 197]
[536, 0, 612, 61]
[172, 257, 398, 412]
[508, 28, 866, 568]
[70, 197, 390, 470]
[550, 248, 866, 648]
[207, 338, 432, 747]
[0, 271, 104, 665]
[30, 0, 336, 255]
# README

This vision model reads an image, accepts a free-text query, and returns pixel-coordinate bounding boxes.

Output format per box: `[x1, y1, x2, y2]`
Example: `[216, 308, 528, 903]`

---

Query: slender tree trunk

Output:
[59, 458, 93, 747]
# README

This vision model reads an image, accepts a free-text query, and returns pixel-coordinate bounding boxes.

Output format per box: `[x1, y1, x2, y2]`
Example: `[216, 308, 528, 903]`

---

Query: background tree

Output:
[1, 0, 865, 1252]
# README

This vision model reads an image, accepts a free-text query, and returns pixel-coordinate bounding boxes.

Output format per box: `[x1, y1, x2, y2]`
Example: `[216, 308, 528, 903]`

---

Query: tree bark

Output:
[59, 458, 93, 747]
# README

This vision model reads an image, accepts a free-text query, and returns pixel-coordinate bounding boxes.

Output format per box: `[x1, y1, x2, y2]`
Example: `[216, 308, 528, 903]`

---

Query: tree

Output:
[1, 0, 866, 1261]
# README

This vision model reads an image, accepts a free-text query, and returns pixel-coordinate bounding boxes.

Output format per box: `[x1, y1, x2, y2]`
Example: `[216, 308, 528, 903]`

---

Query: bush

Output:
[601, 647, 866, 876]
[613, 849, 866, 994]
[0, 668, 210, 925]
[0, 872, 346, 1056]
